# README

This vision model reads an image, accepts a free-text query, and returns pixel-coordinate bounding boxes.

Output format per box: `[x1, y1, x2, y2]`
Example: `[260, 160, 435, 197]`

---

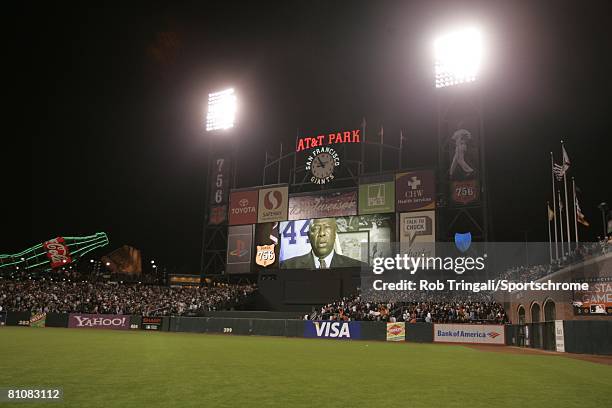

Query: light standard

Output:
[200, 88, 237, 278]
[434, 26, 489, 244]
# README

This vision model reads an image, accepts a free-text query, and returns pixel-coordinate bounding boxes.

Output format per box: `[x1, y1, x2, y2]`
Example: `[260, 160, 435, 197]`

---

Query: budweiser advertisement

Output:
[229, 189, 259, 225]
[68, 314, 130, 330]
[288, 190, 357, 221]
[43, 237, 72, 268]
[257, 185, 289, 223]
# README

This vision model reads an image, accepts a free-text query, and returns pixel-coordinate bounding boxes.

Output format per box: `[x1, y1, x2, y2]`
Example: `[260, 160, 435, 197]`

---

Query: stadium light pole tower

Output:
[200, 88, 237, 280]
[434, 26, 490, 243]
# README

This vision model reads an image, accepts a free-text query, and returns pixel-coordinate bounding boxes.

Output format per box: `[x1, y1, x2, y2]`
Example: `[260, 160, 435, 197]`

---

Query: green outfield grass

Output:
[0, 327, 610, 408]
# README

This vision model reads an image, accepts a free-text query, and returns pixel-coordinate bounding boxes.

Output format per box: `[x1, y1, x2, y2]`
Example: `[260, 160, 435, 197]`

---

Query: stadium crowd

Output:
[0, 279, 257, 316]
[307, 290, 507, 324]
[499, 239, 610, 282]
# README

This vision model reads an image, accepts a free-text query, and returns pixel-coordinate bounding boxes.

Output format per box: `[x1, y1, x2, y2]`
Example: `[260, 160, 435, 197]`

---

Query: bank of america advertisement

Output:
[399, 211, 436, 257]
[359, 175, 395, 214]
[304, 321, 361, 339]
[434, 324, 505, 345]
[279, 214, 393, 269]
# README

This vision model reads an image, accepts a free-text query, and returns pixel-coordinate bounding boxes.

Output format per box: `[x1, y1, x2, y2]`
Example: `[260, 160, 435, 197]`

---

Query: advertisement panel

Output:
[555, 320, 565, 352]
[226, 225, 254, 274]
[572, 277, 612, 316]
[396, 170, 436, 212]
[279, 214, 393, 269]
[257, 185, 289, 223]
[209, 155, 231, 225]
[253, 222, 280, 270]
[142, 317, 163, 331]
[288, 190, 357, 221]
[433, 324, 505, 345]
[304, 321, 361, 339]
[30, 312, 47, 328]
[399, 211, 436, 257]
[386, 322, 405, 341]
[359, 175, 395, 215]
[43, 237, 72, 268]
[228, 189, 259, 226]
[68, 314, 130, 330]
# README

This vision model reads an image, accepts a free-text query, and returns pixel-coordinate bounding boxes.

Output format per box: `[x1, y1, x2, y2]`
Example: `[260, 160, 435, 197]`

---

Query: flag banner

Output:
[548, 204, 555, 221]
[576, 201, 589, 227]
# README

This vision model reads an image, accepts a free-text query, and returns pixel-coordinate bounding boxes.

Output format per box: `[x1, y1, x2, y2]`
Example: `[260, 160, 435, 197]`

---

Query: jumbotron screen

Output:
[279, 214, 393, 269]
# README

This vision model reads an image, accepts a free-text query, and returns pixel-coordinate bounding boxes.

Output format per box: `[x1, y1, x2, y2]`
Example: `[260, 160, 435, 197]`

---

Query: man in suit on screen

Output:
[280, 218, 363, 269]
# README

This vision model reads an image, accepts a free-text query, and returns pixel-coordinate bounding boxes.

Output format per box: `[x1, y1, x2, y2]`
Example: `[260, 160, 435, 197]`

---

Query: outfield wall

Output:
[2, 312, 610, 355]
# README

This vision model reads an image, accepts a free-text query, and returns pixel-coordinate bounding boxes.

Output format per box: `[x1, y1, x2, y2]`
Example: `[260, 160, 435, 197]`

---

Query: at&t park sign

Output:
[295, 129, 361, 152]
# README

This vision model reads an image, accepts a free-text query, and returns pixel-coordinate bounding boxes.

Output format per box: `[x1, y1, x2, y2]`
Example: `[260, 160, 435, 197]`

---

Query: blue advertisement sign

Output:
[304, 321, 361, 339]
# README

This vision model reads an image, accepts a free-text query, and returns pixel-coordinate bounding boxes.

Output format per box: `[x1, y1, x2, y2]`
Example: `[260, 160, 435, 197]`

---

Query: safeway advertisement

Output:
[433, 324, 505, 345]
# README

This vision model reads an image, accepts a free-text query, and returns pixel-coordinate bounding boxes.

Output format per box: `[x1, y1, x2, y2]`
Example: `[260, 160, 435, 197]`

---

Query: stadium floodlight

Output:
[206, 88, 236, 131]
[434, 27, 482, 88]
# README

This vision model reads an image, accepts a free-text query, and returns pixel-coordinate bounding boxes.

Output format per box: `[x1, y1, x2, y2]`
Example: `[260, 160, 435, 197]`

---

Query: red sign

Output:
[296, 129, 361, 152]
[43, 237, 72, 268]
[451, 180, 480, 205]
[229, 190, 259, 225]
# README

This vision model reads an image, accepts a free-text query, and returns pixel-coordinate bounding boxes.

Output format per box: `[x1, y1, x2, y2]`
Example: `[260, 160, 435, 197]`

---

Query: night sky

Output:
[10, 1, 611, 273]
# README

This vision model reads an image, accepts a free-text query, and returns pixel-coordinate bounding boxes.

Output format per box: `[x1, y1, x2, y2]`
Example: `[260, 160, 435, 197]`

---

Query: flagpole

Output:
[561, 142, 571, 254]
[547, 201, 552, 263]
[550, 152, 559, 259]
[572, 177, 579, 244]
[558, 190, 565, 257]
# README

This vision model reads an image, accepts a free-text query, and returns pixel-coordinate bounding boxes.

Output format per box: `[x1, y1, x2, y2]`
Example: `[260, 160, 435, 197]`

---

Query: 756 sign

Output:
[451, 180, 479, 205]
[209, 156, 231, 224]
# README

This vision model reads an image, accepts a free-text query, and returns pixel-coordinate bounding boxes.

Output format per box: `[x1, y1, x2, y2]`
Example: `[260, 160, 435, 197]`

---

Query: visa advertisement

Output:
[304, 321, 361, 339]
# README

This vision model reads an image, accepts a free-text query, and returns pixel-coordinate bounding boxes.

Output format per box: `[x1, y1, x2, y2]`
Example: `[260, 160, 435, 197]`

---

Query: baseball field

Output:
[1, 327, 610, 408]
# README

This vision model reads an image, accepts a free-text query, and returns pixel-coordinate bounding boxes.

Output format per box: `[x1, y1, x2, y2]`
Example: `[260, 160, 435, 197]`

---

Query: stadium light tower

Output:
[206, 88, 237, 132]
[434, 26, 489, 243]
[201, 86, 238, 278]
[434, 27, 483, 88]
